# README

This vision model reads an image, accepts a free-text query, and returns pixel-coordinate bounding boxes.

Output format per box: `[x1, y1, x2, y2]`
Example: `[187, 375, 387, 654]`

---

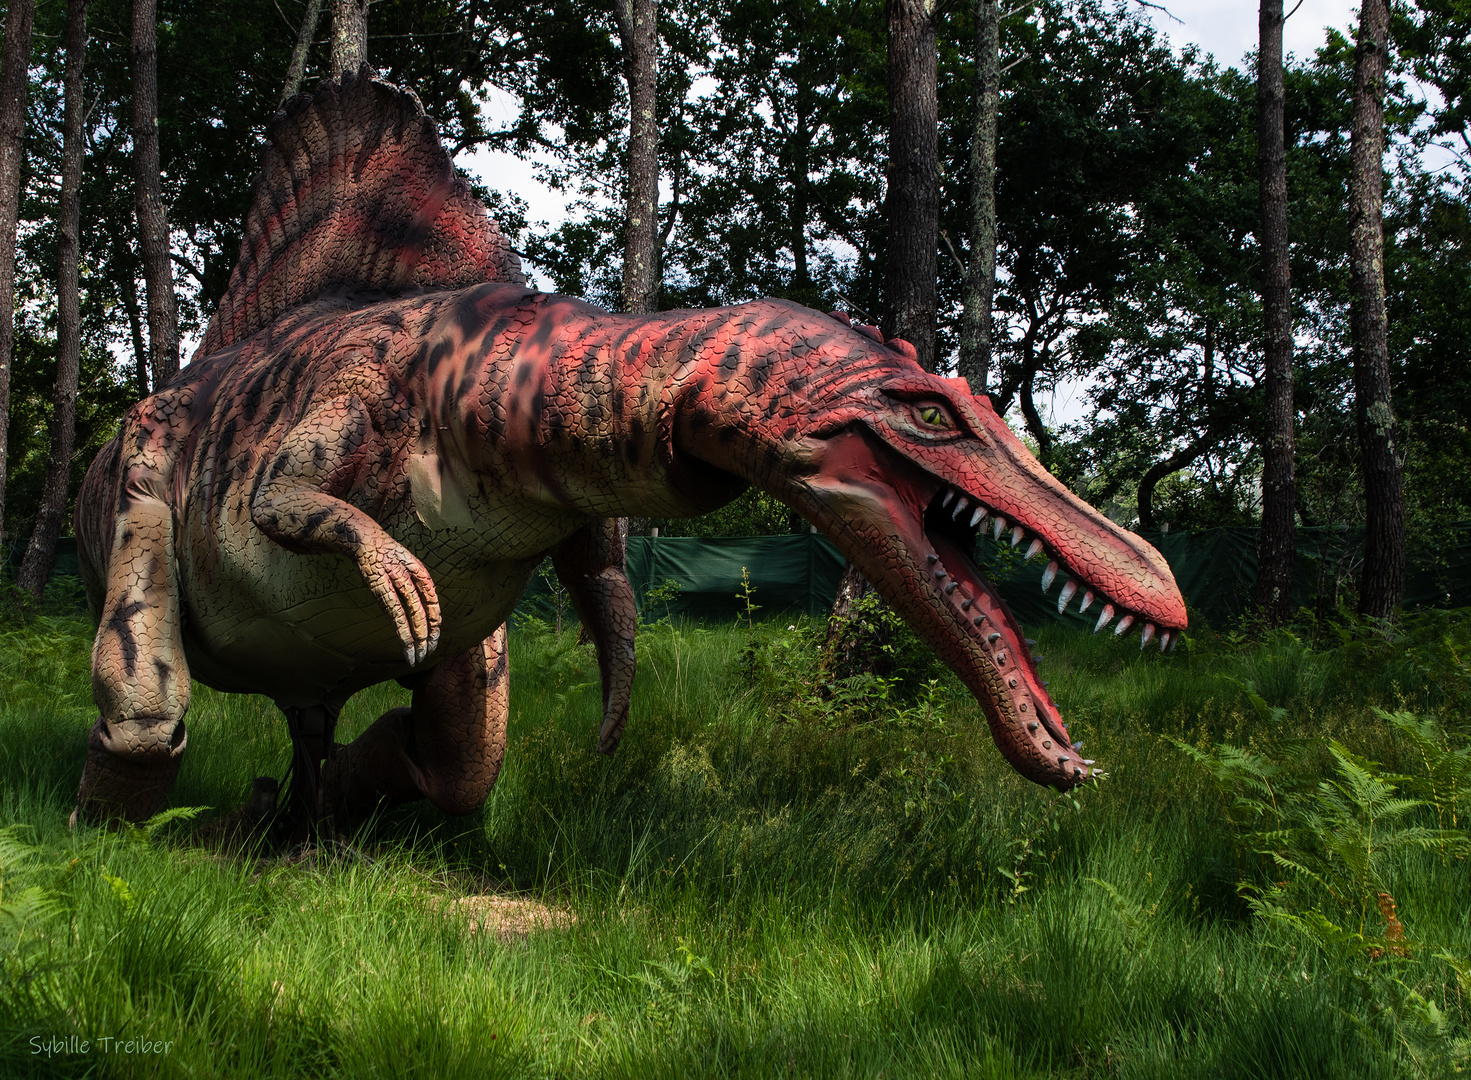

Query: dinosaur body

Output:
[71, 72, 1186, 831]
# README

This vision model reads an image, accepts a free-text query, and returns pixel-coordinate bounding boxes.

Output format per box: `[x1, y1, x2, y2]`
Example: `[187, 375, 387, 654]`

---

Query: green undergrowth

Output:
[0, 598, 1467, 1078]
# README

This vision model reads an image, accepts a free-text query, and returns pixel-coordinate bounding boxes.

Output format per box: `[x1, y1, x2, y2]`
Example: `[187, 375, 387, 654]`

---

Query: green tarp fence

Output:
[519, 523, 1471, 629]
[15, 523, 1471, 630]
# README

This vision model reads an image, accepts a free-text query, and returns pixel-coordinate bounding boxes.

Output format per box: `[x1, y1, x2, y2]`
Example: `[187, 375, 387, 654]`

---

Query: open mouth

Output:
[914, 481, 1185, 789]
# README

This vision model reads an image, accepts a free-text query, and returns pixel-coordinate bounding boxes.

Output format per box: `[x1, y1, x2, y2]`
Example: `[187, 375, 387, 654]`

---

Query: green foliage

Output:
[1177, 711, 1471, 1075]
[3, 573, 1471, 1078]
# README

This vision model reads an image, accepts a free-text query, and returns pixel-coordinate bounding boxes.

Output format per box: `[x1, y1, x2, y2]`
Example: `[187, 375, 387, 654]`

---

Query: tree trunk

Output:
[1348, 0, 1403, 619]
[0, 0, 34, 548]
[17, 0, 87, 598]
[958, 0, 999, 395]
[133, 0, 179, 389]
[282, 0, 325, 105]
[790, 91, 812, 300]
[329, 0, 368, 76]
[1252, 0, 1296, 626]
[614, 0, 659, 316]
[119, 263, 149, 397]
[882, 0, 939, 372]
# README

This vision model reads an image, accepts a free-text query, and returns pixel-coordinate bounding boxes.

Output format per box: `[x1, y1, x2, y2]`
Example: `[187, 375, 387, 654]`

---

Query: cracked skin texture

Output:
[71, 70, 1186, 828]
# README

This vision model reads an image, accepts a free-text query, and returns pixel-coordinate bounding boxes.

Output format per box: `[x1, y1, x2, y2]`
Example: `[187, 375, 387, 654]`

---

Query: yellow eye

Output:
[917, 404, 952, 429]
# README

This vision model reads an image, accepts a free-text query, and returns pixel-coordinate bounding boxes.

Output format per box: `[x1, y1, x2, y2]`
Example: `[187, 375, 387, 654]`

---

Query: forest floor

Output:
[0, 582, 1468, 1079]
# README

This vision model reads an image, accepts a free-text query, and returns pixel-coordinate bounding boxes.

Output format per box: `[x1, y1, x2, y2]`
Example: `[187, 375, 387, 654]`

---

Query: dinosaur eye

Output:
[915, 403, 954, 429]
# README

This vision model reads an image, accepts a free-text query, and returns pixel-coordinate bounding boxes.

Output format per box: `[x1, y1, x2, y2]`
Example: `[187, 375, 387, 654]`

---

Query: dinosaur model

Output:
[70, 70, 1186, 834]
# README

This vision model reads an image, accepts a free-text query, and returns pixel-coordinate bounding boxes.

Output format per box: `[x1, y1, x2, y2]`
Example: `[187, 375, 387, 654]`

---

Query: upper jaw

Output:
[925, 481, 1187, 653]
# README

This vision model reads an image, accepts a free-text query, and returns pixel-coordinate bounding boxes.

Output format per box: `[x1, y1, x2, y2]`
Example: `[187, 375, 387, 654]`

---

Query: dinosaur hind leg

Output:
[321, 626, 509, 823]
[272, 702, 342, 844]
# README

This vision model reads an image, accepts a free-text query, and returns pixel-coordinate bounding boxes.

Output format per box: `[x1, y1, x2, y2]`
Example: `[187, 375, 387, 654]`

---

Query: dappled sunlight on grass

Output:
[0, 608, 1466, 1076]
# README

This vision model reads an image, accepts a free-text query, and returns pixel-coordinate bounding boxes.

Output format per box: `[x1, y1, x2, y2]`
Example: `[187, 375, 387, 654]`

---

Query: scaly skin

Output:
[70, 72, 1185, 830]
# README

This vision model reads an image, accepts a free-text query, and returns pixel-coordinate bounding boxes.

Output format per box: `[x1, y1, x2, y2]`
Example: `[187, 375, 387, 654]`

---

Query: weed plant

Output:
[0, 595, 1466, 1078]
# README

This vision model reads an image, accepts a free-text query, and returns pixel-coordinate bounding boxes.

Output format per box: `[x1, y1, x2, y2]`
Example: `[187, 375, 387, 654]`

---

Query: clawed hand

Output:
[356, 540, 442, 666]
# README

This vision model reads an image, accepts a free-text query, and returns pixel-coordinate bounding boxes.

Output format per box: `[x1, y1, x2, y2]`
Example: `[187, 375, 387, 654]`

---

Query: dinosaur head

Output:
[667, 301, 1186, 790]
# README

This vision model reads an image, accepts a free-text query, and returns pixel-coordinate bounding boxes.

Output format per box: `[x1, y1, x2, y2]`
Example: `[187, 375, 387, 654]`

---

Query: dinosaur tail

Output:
[196, 66, 523, 361]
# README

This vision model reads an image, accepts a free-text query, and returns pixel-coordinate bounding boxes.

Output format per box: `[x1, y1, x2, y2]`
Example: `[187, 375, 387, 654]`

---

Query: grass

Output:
[0, 587, 1468, 1078]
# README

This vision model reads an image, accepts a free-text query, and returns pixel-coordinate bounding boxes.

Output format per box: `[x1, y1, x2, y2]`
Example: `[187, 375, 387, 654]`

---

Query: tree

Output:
[882, 0, 939, 371]
[1348, 0, 1404, 617]
[282, 0, 326, 105]
[330, 0, 369, 75]
[0, 0, 34, 544]
[614, 0, 661, 314]
[957, 0, 998, 394]
[16, 0, 87, 599]
[132, 0, 179, 389]
[1253, 0, 1296, 625]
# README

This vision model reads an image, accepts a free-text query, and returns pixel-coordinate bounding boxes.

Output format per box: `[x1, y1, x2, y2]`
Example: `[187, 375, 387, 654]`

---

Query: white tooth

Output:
[1139, 623, 1155, 649]
[1094, 604, 1115, 633]
[1079, 589, 1094, 613]
[953, 496, 968, 517]
[1114, 614, 1135, 636]
[1041, 560, 1058, 592]
[942, 490, 955, 508]
[1057, 580, 1077, 613]
[992, 516, 1007, 540]
[1010, 526, 1025, 548]
[1024, 538, 1043, 560]
[1159, 629, 1171, 652]
[970, 506, 987, 527]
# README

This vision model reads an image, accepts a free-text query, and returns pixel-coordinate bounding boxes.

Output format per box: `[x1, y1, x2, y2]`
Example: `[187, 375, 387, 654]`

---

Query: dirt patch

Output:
[441, 894, 574, 941]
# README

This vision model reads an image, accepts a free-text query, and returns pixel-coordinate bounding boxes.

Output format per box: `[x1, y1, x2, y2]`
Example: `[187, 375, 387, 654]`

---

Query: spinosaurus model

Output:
[71, 70, 1186, 834]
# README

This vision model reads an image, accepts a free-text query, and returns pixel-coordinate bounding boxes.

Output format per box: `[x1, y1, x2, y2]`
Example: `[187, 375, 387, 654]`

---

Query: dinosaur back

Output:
[197, 67, 524, 360]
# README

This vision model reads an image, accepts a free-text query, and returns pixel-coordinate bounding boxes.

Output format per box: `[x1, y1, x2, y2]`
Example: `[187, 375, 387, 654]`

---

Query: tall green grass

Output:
[0, 594, 1466, 1078]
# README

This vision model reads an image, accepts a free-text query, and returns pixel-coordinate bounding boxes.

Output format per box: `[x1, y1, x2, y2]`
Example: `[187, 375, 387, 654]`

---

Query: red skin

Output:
[69, 72, 1186, 829]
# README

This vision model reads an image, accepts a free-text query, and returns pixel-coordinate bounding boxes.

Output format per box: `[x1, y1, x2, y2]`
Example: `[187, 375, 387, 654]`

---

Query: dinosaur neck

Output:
[441, 289, 759, 518]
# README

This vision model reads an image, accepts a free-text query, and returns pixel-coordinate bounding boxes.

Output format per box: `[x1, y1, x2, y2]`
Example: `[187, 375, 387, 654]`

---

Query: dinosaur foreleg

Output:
[75, 458, 190, 825]
[250, 395, 441, 665]
[321, 626, 509, 821]
[552, 519, 638, 753]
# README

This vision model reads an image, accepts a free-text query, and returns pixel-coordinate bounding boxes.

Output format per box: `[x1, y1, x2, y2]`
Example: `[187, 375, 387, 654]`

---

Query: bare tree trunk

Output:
[282, 0, 325, 105]
[0, 0, 34, 549]
[329, 0, 368, 76]
[1348, 0, 1403, 619]
[882, 0, 939, 372]
[958, 0, 999, 395]
[17, 0, 87, 599]
[614, 0, 659, 315]
[133, 0, 179, 389]
[1252, 0, 1296, 625]
[119, 263, 149, 397]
